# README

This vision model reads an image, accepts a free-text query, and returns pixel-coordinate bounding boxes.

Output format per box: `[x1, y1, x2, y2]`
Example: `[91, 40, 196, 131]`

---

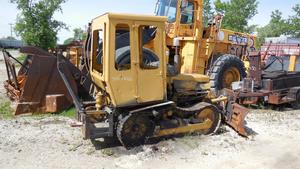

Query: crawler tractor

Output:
[55, 13, 248, 148]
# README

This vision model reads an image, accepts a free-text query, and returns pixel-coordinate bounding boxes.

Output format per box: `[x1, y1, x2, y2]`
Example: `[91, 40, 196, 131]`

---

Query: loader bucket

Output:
[225, 102, 249, 137]
[3, 46, 77, 115]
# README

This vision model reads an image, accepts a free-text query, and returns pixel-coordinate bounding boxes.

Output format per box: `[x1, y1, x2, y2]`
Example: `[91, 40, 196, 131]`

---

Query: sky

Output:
[0, 0, 299, 44]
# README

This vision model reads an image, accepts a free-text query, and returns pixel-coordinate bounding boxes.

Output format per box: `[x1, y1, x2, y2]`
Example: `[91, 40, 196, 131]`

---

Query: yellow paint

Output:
[88, 0, 257, 108]
[164, 0, 256, 76]
[90, 13, 167, 107]
[222, 67, 241, 88]
[154, 119, 213, 137]
[171, 73, 209, 83]
[68, 47, 82, 68]
[211, 96, 228, 103]
[289, 55, 297, 71]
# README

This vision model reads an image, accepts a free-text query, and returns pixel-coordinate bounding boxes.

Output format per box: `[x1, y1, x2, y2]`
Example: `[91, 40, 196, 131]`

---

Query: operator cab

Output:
[90, 13, 167, 107]
[156, 0, 198, 37]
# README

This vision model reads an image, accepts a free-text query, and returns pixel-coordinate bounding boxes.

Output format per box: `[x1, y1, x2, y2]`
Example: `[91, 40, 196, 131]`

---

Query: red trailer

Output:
[261, 43, 300, 59]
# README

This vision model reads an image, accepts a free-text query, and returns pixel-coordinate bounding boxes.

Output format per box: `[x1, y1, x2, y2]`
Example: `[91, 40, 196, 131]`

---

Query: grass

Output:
[0, 101, 14, 119]
[101, 148, 114, 156]
[0, 97, 76, 120]
[29, 107, 76, 119]
[58, 107, 77, 118]
[16, 54, 26, 63]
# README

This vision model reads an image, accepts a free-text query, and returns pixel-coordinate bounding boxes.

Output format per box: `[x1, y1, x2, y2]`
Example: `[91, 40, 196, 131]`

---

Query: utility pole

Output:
[9, 23, 14, 38]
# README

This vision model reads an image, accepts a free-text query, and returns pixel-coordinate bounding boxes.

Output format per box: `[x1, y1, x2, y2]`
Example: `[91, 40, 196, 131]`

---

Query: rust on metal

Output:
[226, 51, 300, 108]
[45, 94, 70, 112]
[3, 47, 77, 115]
[248, 52, 262, 85]
[226, 102, 249, 137]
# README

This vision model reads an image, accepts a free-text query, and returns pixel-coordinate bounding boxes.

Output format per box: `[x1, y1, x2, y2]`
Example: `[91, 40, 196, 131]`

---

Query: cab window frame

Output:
[114, 23, 132, 71]
[92, 27, 105, 73]
[180, 0, 194, 24]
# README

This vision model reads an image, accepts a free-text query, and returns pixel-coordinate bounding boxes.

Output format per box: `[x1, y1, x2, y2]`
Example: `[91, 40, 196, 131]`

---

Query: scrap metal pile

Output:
[226, 52, 300, 108]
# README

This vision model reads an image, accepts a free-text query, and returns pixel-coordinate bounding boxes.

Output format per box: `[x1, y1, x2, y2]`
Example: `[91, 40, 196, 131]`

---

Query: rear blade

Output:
[225, 102, 249, 137]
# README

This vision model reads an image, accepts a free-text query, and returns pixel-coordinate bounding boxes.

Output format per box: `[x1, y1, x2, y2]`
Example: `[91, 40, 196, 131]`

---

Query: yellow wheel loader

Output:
[55, 13, 248, 148]
[155, 0, 256, 95]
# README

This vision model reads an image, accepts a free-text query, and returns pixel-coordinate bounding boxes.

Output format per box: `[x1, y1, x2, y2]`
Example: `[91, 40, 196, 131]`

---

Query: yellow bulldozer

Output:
[57, 12, 248, 148]
[2, 0, 253, 148]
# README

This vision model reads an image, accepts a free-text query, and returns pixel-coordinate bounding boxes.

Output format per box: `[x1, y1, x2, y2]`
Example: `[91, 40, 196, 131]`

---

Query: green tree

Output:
[73, 28, 87, 41]
[63, 37, 74, 45]
[11, 0, 67, 50]
[244, 24, 258, 34]
[288, 4, 300, 37]
[214, 0, 258, 32]
[63, 27, 87, 45]
[256, 10, 287, 46]
[256, 4, 299, 46]
[203, 0, 213, 26]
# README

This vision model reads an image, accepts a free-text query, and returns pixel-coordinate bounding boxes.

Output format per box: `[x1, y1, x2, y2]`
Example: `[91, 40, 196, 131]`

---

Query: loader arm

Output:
[57, 54, 85, 112]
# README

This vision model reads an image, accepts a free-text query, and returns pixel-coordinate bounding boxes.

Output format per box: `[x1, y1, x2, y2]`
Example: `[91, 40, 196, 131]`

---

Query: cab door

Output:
[134, 22, 166, 103]
[108, 21, 138, 107]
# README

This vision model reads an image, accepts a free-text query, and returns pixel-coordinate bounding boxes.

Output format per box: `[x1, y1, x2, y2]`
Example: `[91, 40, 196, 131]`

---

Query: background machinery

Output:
[155, 0, 256, 95]
[225, 51, 300, 109]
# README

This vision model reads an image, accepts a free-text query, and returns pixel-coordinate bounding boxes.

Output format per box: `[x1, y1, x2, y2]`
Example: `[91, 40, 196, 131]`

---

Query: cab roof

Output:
[93, 12, 167, 22]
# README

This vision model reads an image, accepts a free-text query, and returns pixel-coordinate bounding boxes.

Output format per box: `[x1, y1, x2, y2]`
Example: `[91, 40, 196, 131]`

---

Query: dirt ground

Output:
[0, 50, 299, 169]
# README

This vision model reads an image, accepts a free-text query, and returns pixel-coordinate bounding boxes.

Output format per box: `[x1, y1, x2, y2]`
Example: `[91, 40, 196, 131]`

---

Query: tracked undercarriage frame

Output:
[58, 51, 248, 148]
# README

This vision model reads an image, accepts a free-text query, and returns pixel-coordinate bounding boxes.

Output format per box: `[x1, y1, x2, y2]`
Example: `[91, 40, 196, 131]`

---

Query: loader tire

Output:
[209, 54, 246, 96]
[116, 46, 158, 65]
[117, 114, 154, 148]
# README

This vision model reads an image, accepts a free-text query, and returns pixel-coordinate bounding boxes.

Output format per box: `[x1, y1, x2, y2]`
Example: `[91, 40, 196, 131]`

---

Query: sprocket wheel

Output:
[117, 114, 154, 148]
[195, 105, 221, 135]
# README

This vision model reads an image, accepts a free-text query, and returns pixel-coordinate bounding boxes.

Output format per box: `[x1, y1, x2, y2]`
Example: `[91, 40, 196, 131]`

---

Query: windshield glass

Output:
[180, 0, 194, 24]
[156, 0, 178, 23]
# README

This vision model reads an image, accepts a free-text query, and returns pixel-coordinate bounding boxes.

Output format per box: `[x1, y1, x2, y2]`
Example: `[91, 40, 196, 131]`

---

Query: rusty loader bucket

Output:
[3, 47, 77, 115]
